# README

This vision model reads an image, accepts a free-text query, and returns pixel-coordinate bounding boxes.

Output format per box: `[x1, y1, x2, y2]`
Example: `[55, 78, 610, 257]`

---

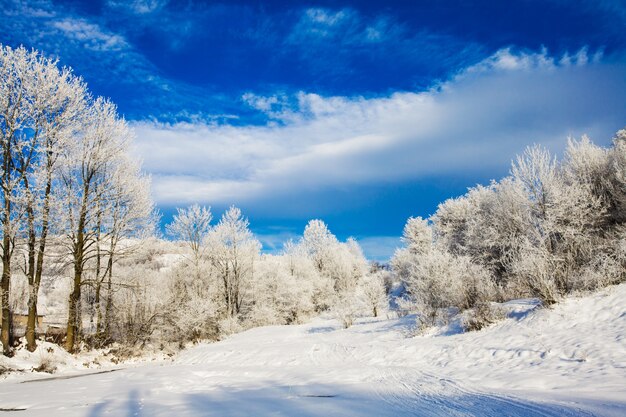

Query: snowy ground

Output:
[1, 284, 625, 416]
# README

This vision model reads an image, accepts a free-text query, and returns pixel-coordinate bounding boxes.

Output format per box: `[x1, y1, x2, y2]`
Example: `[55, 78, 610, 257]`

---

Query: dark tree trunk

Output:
[66, 183, 90, 353]
[26, 169, 52, 351]
[24, 178, 37, 351]
[1, 136, 13, 356]
[1, 243, 11, 356]
[65, 261, 82, 352]
[104, 262, 113, 340]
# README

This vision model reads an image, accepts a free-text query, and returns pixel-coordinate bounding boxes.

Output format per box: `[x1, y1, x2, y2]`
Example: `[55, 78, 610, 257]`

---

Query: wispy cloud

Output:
[287, 7, 403, 46]
[463, 47, 600, 74]
[51, 17, 128, 51]
[106, 0, 168, 15]
[3, 0, 55, 18]
[0, 0, 215, 119]
[1, 0, 149, 79]
[134, 49, 626, 211]
[280, 6, 487, 89]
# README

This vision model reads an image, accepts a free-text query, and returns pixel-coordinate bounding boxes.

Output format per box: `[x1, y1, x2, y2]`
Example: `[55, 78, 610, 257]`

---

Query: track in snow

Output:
[372, 368, 595, 417]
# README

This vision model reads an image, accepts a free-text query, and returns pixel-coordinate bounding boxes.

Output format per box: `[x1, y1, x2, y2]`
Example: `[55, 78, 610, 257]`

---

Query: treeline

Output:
[106, 211, 388, 346]
[6, 213, 387, 351]
[0, 45, 154, 355]
[393, 133, 626, 328]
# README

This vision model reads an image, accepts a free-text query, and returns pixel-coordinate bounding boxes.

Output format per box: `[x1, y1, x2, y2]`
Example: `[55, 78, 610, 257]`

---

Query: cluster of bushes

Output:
[393, 131, 626, 330]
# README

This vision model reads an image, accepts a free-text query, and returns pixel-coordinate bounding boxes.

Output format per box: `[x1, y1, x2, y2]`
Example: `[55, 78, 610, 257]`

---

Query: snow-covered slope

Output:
[0, 284, 624, 416]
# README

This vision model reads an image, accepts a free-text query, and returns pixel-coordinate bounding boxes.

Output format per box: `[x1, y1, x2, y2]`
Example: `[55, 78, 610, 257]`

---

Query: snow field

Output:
[0, 283, 624, 416]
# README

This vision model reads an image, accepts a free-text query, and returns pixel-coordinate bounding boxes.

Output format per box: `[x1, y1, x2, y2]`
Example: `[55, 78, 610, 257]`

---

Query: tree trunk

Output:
[104, 262, 113, 340]
[65, 257, 83, 353]
[97, 244, 114, 342]
[94, 279, 102, 337]
[1, 191, 12, 355]
[91, 211, 102, 339]
[1, 134, 13, 356]
[1, 246, 11, 356]
[25, 177, 52, 351]
[24, 178, 37, 351]
[66, 183, 90, 353]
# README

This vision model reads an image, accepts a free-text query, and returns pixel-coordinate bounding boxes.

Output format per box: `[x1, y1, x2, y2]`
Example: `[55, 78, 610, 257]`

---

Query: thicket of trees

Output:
[393, 133, 626, 328]
[17, 213, 384, 351]
[0, 45, 154, 355]
[156, 210, 386, 343]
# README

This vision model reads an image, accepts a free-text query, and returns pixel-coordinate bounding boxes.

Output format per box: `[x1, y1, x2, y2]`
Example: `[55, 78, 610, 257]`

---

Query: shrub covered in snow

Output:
[464, 302, 506, 332]
[393, 130, 626, 329]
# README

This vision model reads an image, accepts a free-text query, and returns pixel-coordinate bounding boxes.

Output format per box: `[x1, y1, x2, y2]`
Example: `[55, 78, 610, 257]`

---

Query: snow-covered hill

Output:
[1, 284, 624, 416]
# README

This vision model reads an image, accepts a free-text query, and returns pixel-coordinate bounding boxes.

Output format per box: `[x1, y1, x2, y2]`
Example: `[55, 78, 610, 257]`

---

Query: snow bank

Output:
[0, 340, 174, 381]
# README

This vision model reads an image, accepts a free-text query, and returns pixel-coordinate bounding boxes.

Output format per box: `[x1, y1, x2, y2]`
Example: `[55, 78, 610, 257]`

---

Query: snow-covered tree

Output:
[301, 220, 368, 295]
[400, 132, 626, 317]
[302, 219, 338, 273]
[58, 97, 141, 352]
[207, 206, 260, 318]
[0, 45, 87, 354]
[358, 272, 388, 317]
[166, 204, 212, 278]
[94, 159, 155, 342]
[402, 217, 432, 255]
[509, 144, 608, 300]
[248, 254, 315, 326]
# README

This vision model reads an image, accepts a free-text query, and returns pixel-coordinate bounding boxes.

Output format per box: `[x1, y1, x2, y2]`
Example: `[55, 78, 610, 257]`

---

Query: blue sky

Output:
[2, 0, 626, 259]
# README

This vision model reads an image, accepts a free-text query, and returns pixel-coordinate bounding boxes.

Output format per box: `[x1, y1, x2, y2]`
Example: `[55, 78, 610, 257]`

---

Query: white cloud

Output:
[461, 47, 600, 76]
[51, 18, 128, 51]
[304, 8, 351, 27]
[3, 0, 55, 18]
[133, 49, 626, 210]
[0, 0, 169, 92]
[242, 93, 291, 118]
[287, 7, 403, 46]
[107, 0, 168, 15]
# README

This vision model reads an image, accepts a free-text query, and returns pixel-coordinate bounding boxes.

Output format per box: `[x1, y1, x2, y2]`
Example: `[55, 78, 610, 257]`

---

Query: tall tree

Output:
[59, 97, 129, 352]
[0, 46, 87, 354]
[101, 160, 155, 340]
[21, 54, 85, 352]
[0, 45, 29, 355]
